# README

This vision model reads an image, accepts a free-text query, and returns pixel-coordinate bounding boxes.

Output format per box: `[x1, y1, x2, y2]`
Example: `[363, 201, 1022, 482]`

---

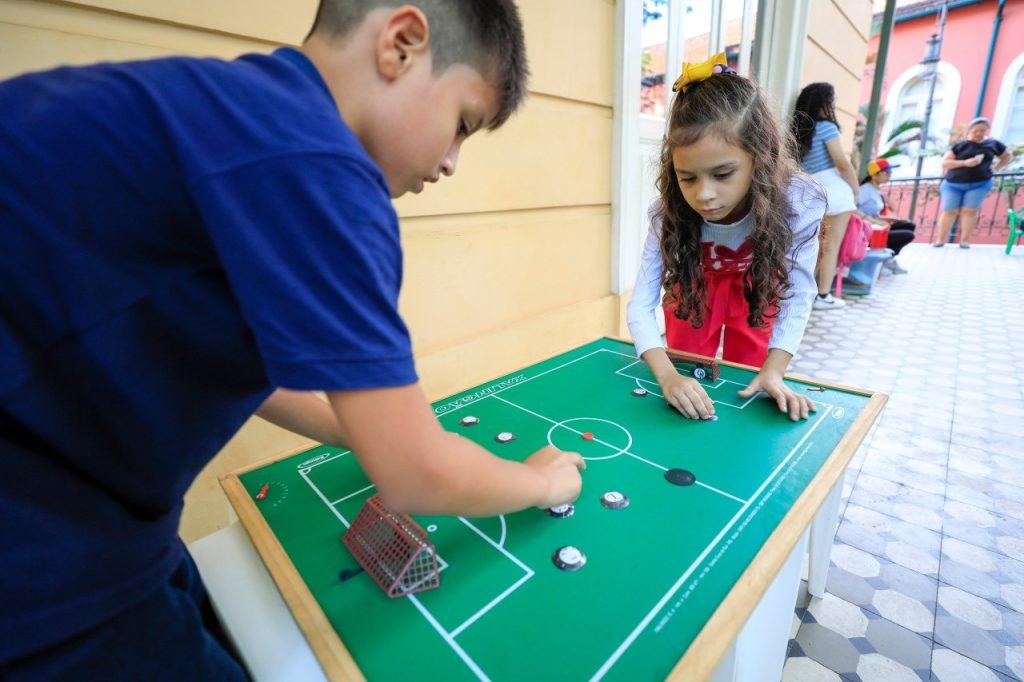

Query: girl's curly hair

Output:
[655, 73, 815, 329]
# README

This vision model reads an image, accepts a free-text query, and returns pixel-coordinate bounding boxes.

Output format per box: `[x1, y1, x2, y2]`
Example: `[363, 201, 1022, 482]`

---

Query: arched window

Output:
[993, 52, 1024, 152]
[880, 62, 961, 179]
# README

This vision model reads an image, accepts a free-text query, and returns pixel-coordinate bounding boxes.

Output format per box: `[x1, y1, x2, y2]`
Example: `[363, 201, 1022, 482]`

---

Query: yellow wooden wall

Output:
[0, 0, 618, 542]
[802, 0, 875, 152]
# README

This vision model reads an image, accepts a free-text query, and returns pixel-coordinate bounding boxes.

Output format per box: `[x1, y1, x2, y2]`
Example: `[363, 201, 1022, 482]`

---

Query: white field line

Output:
[589, 405, 834, 680]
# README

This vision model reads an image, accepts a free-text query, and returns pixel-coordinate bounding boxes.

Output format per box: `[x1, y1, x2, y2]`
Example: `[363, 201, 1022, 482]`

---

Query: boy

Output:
[0, 1, 585, 678]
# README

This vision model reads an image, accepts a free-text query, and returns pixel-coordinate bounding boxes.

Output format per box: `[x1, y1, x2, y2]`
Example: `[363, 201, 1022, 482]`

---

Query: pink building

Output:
[860, 0, 1024, 242]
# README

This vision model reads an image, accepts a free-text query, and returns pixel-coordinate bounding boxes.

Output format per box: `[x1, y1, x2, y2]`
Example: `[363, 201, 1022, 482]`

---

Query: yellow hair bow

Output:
[672, 52, 735, 93]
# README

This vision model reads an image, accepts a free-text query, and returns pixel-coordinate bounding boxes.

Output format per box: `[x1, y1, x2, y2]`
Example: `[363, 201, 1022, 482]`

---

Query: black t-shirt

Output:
[945, 138, 1007, 183]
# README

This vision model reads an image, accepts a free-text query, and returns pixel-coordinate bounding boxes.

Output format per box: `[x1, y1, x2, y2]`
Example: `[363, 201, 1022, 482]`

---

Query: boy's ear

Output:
[376, 6, 430, 81]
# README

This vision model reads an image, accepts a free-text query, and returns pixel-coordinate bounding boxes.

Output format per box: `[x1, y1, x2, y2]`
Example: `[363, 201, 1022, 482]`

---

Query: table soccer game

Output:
[221, 338, 884, 681]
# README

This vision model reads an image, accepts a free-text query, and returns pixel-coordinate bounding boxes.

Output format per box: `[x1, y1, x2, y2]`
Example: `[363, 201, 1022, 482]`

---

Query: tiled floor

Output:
[782, 243, 1024, 681]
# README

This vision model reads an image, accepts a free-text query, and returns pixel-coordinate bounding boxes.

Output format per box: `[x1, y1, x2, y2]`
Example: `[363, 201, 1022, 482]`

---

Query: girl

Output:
[791, 82, 860, 310]
[626, 54, 824, 422]
[857, 157, 915, 273]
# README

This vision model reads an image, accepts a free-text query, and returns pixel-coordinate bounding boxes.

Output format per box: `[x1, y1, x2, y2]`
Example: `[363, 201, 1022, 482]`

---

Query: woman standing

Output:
[858, 157, 915, 273]
[934, 117, 1012, 248]
[791, 83, 859, 310]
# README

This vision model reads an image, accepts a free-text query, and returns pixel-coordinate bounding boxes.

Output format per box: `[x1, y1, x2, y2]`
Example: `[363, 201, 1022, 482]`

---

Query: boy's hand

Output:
[524, 445, 585, 508]
[659, 372, 715, 420]
[737, 370, 816, 421]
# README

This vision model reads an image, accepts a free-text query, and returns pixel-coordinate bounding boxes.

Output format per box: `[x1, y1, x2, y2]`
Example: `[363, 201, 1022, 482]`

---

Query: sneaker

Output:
[813, 293, 846, 310]
[932, 242, 945, 248]
[883, 258, 909, 274]
[959, 243, 971, 249]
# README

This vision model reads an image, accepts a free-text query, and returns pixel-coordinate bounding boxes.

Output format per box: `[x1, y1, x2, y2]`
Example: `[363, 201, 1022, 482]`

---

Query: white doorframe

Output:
[610, 0, 643, 296]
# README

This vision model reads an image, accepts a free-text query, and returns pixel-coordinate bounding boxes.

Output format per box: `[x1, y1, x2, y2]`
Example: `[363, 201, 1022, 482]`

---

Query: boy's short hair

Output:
[307, 0, 528, 129]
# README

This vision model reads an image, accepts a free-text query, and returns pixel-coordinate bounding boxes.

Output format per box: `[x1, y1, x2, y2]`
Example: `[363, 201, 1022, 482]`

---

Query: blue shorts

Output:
[1, 550, 248, 682]
[940, 179, 992, 211]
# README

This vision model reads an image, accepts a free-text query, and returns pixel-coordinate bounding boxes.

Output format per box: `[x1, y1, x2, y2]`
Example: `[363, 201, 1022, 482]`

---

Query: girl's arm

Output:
[825, 138, 859, 199]
[625, 221, 669, 359]
[740, 177, 822, 420]
[626, 219, 714, 420]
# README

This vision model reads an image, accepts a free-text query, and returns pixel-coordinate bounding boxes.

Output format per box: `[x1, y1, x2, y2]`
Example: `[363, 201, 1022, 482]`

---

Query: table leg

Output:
[711, 529, 808, 682]
[807, 475, 845, 598]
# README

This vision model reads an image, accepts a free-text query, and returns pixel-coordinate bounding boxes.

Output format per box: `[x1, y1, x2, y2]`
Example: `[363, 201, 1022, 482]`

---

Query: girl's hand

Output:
[737, 370, 816, 421]
[659, 372, 716, 419]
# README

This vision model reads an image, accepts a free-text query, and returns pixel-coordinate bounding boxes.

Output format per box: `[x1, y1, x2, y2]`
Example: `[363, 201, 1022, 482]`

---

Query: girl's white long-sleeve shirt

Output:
[627, 175, 825, 359]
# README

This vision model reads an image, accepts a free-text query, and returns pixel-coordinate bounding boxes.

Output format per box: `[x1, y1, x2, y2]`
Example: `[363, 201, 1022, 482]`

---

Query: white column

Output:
[752, 0, 812, 119]
[611, 0, 644, 295]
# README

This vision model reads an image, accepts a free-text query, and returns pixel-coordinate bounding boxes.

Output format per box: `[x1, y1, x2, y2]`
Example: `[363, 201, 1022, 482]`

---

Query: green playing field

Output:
[226, 338, 877, 680]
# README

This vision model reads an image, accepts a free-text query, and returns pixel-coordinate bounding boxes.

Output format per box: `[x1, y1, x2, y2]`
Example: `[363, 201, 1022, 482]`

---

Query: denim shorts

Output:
[940, 178, 992, 211]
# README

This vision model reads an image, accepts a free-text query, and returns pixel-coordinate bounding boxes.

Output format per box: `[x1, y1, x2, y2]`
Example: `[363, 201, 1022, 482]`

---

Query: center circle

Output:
[546, 418, 632, 460]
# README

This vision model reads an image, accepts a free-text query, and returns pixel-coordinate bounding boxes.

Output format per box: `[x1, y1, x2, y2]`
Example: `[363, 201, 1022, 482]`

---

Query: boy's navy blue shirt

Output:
[0, 48, 417, 660]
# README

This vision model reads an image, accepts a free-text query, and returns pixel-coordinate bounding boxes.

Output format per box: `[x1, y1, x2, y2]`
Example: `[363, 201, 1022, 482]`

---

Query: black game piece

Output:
[665, 468, 696, 486]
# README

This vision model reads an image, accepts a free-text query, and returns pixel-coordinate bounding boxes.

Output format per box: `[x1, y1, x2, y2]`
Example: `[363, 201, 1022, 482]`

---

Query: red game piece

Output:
[582, 432, 594, 441]
[255, 483, 269, 501]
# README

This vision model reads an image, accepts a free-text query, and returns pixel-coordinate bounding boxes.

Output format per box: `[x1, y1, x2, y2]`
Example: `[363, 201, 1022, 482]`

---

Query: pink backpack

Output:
[838, 214, 871, 267]
[833, 214, 872, 297]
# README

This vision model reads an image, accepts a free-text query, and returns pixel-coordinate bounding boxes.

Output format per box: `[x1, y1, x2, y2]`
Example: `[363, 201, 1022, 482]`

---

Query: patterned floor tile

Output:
[781, 655, 843, 681]
[826, 542, 938, 635]
[945, 470, 1024, 523]
[848, 474, 945, 532]
[858, 452, 946, 497]
[838, 504, 941, 576]
[948, 443, 1024, 489]
[930, 645, 1016, 682]
[939, 538, 1024, 613]
[859, 431, 950, 467]
[949, 422, 1024, 460]
[793, 593, 931, 681]
[934, 585, 1024, 679]
[873, 411, 952, 442]
[942, 500, 1024, 563]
